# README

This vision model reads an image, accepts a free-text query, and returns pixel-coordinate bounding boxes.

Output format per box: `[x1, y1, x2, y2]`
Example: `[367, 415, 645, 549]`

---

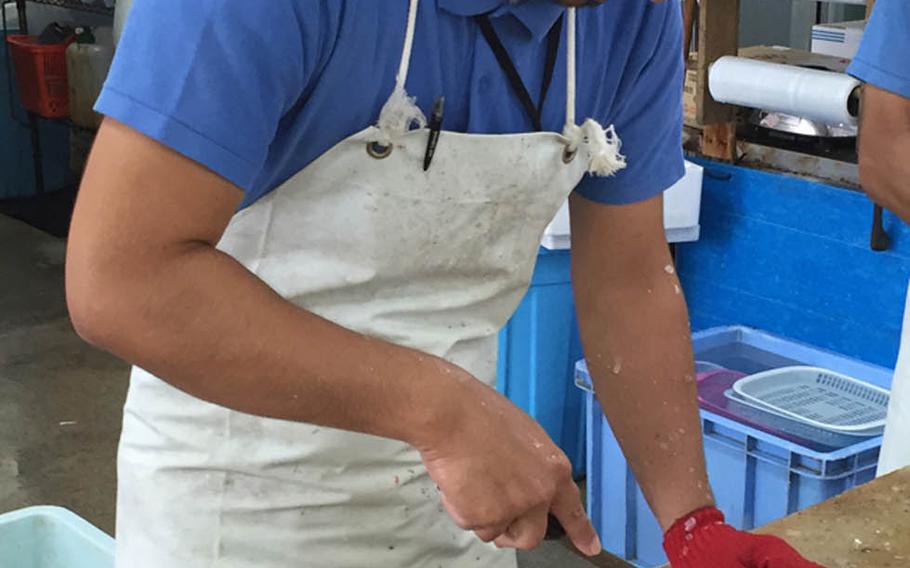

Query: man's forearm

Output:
[574, 254, 713, 530]
[861, 133, 910, 223]
[67, 241, 459, 449]
[860, 85, 910, 223]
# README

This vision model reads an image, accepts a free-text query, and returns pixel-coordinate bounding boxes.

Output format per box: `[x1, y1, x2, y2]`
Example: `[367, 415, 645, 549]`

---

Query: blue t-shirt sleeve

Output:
[96, 0, 323, 190]
[848, 0, 910, 99]
[575, 2, 686, 205]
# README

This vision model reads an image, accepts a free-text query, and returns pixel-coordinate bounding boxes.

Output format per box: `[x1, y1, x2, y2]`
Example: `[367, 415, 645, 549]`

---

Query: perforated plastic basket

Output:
[732, 366, 889, 433]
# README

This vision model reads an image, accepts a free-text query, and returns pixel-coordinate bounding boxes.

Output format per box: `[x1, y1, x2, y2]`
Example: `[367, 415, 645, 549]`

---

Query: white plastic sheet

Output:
[709, 56, 861, 126]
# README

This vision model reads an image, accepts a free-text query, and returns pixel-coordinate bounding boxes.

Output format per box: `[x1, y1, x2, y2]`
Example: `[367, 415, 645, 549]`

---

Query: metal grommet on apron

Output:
[366, 140, 393, 159]
[114, 2, 625, 567]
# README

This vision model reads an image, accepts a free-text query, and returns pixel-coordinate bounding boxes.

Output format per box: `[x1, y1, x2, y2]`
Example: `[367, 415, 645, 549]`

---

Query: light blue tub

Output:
[0, 507, 113, 568]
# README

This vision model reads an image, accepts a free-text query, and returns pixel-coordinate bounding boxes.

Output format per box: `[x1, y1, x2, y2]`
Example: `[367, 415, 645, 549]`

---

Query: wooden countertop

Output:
[557, 467, 910, 568]
[757, 467, 910, 568]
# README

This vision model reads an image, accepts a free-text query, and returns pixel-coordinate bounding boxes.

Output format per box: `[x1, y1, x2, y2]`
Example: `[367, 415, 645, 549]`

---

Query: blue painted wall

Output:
[678, 160, 910, 369]
[498, 161, 910, 477]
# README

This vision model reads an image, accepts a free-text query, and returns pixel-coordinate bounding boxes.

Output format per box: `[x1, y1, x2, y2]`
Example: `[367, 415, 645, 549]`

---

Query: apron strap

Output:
[560, 6, 626, 177]
[395, 0, 420, 94]
[475, 14, 563, 133]
[380, 1, 625, 178]
[383, 0, 578, 137]
[565, 7, 576, 128]
[375, 0, 427, 144]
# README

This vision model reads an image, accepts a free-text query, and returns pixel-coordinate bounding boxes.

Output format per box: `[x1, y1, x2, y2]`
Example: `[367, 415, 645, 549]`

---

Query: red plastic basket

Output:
[6, 35, 73, 118]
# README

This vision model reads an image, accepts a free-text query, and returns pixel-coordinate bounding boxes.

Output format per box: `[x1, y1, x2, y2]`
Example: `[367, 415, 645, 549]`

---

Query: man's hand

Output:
[663, 507, 825, 568]
[416, 373, 601, 555]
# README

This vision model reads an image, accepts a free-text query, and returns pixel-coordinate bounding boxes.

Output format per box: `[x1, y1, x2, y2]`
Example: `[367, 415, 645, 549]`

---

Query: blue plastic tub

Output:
[0, 506, 113, 568]
[577, 326, 893, 567]
[498, 248, 586, 476]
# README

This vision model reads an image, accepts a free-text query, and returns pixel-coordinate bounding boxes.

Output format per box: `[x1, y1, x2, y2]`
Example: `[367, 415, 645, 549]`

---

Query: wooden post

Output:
[701, 122, 737, 161]
[866, 0, 876, 18]
[696, 0, 740, 126]
[683, 0, 698, 62]
[697, 0, 741, 160]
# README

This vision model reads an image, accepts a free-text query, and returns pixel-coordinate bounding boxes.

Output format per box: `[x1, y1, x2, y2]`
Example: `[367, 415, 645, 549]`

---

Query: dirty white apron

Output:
[115, 2, 625, 566]
[878, 283, 910, 477]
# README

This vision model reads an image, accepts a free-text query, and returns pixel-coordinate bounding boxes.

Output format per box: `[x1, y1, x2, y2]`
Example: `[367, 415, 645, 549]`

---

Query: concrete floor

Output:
[0, 213, 599, 567]
[0, 215, 128, 535]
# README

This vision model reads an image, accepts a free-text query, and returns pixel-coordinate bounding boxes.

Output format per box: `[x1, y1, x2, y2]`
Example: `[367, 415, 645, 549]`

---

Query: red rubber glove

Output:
[663, 507, 827, 568]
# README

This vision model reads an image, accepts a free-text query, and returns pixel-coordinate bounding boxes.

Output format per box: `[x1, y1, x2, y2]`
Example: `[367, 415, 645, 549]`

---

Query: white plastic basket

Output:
[724, 389, 882, 439]
[732, 366, 890, 433]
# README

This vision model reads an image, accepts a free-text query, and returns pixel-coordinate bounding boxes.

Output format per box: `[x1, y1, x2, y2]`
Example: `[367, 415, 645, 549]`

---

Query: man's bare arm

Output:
[859, 85, 910, 223]
[570, 193, 713, 530]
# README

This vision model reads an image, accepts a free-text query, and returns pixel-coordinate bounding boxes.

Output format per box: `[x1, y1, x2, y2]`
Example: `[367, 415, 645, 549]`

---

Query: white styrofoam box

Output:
[541, 201, 573, 250]
[541, 161, 704, 250]
[811, 20, 866, 60]
[664, 161, 704, 234]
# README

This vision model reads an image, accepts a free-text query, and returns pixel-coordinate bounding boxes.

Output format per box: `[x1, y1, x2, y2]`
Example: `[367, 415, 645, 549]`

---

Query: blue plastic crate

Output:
[0, 506, 114, 568]
[577, 326, 893, 567]
[498, 248, 586, 476]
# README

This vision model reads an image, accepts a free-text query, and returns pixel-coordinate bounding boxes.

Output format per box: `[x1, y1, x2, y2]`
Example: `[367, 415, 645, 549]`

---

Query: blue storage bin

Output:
[577, 326, 893, 567]
[498, 248, 586, 476]
[0, 506, 114, 568]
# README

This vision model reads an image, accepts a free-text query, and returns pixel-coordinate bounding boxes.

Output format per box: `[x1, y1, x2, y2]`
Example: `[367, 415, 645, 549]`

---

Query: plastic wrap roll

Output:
[709, 56, 860, 126]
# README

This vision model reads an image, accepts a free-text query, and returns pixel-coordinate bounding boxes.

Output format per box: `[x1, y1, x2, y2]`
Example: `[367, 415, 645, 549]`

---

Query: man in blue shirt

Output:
[851, 0, 910, 220]
[66, 1, 817, 566]
[850, 0, 910, 479]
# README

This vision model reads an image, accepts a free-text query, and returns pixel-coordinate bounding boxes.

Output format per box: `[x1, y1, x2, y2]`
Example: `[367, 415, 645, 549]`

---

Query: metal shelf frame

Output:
[16, 0, 113, 32]
[24, 0, 112, 14]
[10, 0, 113, 194]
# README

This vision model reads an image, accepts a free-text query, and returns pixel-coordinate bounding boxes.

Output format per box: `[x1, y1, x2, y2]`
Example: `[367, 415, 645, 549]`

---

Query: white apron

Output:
[115, 2, 625, 566]
[878, 283, 910, 477]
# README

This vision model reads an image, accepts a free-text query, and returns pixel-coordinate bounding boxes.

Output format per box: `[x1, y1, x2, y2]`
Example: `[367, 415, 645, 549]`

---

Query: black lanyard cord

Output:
[475, 14, 564, 133]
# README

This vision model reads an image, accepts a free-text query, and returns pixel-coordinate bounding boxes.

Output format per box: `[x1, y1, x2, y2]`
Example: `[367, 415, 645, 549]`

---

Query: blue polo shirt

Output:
[849, 0, 910, 99]
[97, 0, 685, 209]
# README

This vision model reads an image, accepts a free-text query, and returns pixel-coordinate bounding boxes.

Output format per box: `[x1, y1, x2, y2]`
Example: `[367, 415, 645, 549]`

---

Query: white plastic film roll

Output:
[709, 56, 861, 126]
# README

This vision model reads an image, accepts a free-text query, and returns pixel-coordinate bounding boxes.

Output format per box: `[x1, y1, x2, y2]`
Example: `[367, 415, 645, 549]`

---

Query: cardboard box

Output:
[811, 20, 866, 59]
[738, 45, 851, 72]
[683, 65, 698, 126]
